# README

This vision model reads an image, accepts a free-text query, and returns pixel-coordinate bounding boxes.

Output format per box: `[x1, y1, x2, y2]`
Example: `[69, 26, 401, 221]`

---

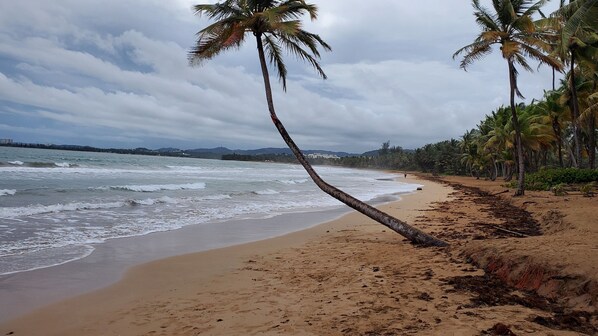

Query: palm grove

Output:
[308, 0, 598, 191]
[188, 1, 597, 244]
[453, 0, 598, 194]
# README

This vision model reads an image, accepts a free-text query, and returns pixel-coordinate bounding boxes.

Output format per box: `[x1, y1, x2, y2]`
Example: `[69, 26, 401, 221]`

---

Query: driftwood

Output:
[477, 222, 529, 237]
[491, 189, 510, 196]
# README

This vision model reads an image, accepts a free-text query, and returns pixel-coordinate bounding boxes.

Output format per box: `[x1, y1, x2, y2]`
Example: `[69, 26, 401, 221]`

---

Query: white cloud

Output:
[0, 0, 562, 152]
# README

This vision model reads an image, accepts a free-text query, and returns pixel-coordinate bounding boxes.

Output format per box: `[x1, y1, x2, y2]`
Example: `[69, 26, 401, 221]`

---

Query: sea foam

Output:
[0, 189, 16, 196]
[109, 182, 206, 192]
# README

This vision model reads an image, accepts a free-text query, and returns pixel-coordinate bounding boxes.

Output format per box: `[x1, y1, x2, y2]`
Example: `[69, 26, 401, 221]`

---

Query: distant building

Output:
[307, 153, 339, 159]
[0, 139, 13, 144]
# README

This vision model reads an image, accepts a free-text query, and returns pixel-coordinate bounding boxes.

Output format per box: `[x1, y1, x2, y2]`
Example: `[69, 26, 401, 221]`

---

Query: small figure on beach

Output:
[404, 172, 407, 178]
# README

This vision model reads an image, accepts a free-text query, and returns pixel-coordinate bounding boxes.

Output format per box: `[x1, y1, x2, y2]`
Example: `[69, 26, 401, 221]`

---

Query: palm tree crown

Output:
[189, 0, 331, 90]
[454, 0, 560, 97]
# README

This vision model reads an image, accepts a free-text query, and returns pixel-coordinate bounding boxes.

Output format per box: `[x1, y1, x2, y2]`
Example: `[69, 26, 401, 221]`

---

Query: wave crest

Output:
[108, 182, 206, 192]
[0, 189, 16, 196]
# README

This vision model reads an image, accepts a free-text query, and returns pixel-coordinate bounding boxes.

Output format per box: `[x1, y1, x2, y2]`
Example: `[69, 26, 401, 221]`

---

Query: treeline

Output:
[222, 153, 297, 163]
[219, 140, 465, 174]
[1, 142, 159, 155]
[329, 141, 465, 175]
[0, 143, 197, 158]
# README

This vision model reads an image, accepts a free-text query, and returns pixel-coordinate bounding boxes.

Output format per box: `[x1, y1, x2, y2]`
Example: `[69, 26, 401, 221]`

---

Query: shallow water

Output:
[0, 147, 418, 275]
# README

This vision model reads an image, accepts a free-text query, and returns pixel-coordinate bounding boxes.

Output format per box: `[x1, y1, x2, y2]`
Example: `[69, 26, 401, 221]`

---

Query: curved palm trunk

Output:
[255, 36, 447, 247]
[508, 61, 525, 196]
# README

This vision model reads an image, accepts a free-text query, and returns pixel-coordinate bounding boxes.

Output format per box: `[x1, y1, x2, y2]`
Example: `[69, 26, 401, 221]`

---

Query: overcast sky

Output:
[0, 0, 562, 153]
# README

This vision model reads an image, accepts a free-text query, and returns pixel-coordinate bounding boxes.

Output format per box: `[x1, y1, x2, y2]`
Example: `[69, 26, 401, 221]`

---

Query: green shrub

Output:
[524, 168, 598, 190]
[551, 183, 568, 196]
[580, 181, 596, 197]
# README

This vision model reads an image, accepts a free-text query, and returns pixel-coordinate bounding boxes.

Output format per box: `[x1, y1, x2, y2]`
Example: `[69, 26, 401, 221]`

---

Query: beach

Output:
[1, 175, 597, 335]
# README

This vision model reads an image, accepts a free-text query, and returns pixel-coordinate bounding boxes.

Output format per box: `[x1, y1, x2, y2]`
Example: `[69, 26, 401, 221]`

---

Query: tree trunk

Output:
[508, 61, 525, 196]
[552, 117, 564, 167]
[589, 80, 597, 169]
[569, 53, 583, 168]
[567, 144, 578, 168]
[254, 36, 447, 247]
[589, 114, 596, 169]
[491, 158, 497, 181]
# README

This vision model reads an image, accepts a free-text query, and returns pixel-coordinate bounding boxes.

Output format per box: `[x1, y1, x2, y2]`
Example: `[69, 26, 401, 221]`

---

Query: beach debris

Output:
[485, 322, 516, 335]
[372, 266, 380, 272]
[492, 189, 510, 196]
[416, 292, 433, 301]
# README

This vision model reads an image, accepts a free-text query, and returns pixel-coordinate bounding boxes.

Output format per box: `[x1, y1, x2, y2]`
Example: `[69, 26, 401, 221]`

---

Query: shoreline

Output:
[0, 177, 419, 323]
[4, 174, 595, 335]
[0, 205, 353, 323]
[0, 176, 446, 334]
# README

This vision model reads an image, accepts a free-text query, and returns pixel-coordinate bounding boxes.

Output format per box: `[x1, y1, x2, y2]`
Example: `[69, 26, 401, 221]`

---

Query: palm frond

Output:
[556, 0, 598, 46]
[262, 34, 288, 90]
[189, 19, 247, 63]
[277, 31, 328, 80]
[518, 41, 562, 71]
[453, 41, 493, 70]
[276, 0, 318, 21]
[583, 92, 598, 118]
[193, 2, 244, 20]
[521, 0, 549, 17]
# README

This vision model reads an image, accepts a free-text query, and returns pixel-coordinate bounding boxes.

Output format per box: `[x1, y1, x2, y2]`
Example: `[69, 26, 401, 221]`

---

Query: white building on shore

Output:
[307, 153, 340, 159]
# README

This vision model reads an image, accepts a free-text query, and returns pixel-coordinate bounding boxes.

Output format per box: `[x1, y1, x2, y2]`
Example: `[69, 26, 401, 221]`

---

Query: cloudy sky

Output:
[0, 0, 562, 153]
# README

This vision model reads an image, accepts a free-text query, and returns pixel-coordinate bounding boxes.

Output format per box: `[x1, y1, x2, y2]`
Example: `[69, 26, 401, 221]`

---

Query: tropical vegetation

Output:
[219, 0, 597, 194]
[453, 0, 563, 195]
[450, 0, 597, 186]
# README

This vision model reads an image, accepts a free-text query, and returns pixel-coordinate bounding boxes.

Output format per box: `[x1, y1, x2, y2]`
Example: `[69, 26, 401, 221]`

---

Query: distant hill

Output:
[156, 147, 362, 159]
[1, 142, 375, 160]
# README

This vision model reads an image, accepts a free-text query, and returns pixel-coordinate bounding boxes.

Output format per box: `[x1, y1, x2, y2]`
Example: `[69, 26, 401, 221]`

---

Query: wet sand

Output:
[0, 205, 351, 322]
[1, 175, 596, 335]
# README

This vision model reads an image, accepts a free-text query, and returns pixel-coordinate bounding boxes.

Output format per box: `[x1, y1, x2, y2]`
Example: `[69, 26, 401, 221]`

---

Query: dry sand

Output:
[1, 175, 596, 335]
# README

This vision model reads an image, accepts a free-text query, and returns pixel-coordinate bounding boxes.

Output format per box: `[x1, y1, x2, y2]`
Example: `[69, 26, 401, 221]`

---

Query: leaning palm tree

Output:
[188, 0, 446, 247]
[454, 0, 562, 195]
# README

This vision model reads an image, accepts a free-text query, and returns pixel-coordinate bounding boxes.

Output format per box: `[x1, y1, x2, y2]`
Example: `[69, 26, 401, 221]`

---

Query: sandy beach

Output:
[1, 175, 596, 335]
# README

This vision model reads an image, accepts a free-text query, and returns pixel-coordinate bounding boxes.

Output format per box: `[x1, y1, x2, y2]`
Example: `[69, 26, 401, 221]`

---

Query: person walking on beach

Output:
[404, 172, 407, 178]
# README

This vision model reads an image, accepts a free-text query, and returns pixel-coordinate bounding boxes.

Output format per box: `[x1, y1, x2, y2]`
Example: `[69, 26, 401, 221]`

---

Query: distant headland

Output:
[0, 141, 368, 161]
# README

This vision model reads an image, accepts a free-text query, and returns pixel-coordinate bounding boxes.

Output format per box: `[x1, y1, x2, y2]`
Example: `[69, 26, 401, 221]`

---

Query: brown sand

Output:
[1, 175, 596, 335]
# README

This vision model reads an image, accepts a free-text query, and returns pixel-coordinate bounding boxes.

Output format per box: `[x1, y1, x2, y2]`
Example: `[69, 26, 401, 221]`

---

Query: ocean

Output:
[0, 146, 418, 276]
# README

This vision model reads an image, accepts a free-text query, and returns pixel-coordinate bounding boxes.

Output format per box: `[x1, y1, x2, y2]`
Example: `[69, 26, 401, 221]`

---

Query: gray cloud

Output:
[0, 0, 561, 152]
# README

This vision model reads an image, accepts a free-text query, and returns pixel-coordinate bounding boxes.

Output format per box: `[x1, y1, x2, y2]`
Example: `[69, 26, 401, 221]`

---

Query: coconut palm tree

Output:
[454, 0, 562, 195]
[519, 102, 556, 170]
[188, 0, 446, 247]
[537, 89, 569, 166]
[548, 0, 598, 166]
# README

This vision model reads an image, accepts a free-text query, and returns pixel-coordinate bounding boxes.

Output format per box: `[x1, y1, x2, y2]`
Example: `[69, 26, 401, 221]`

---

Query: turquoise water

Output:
[0, 147, 417, 275]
